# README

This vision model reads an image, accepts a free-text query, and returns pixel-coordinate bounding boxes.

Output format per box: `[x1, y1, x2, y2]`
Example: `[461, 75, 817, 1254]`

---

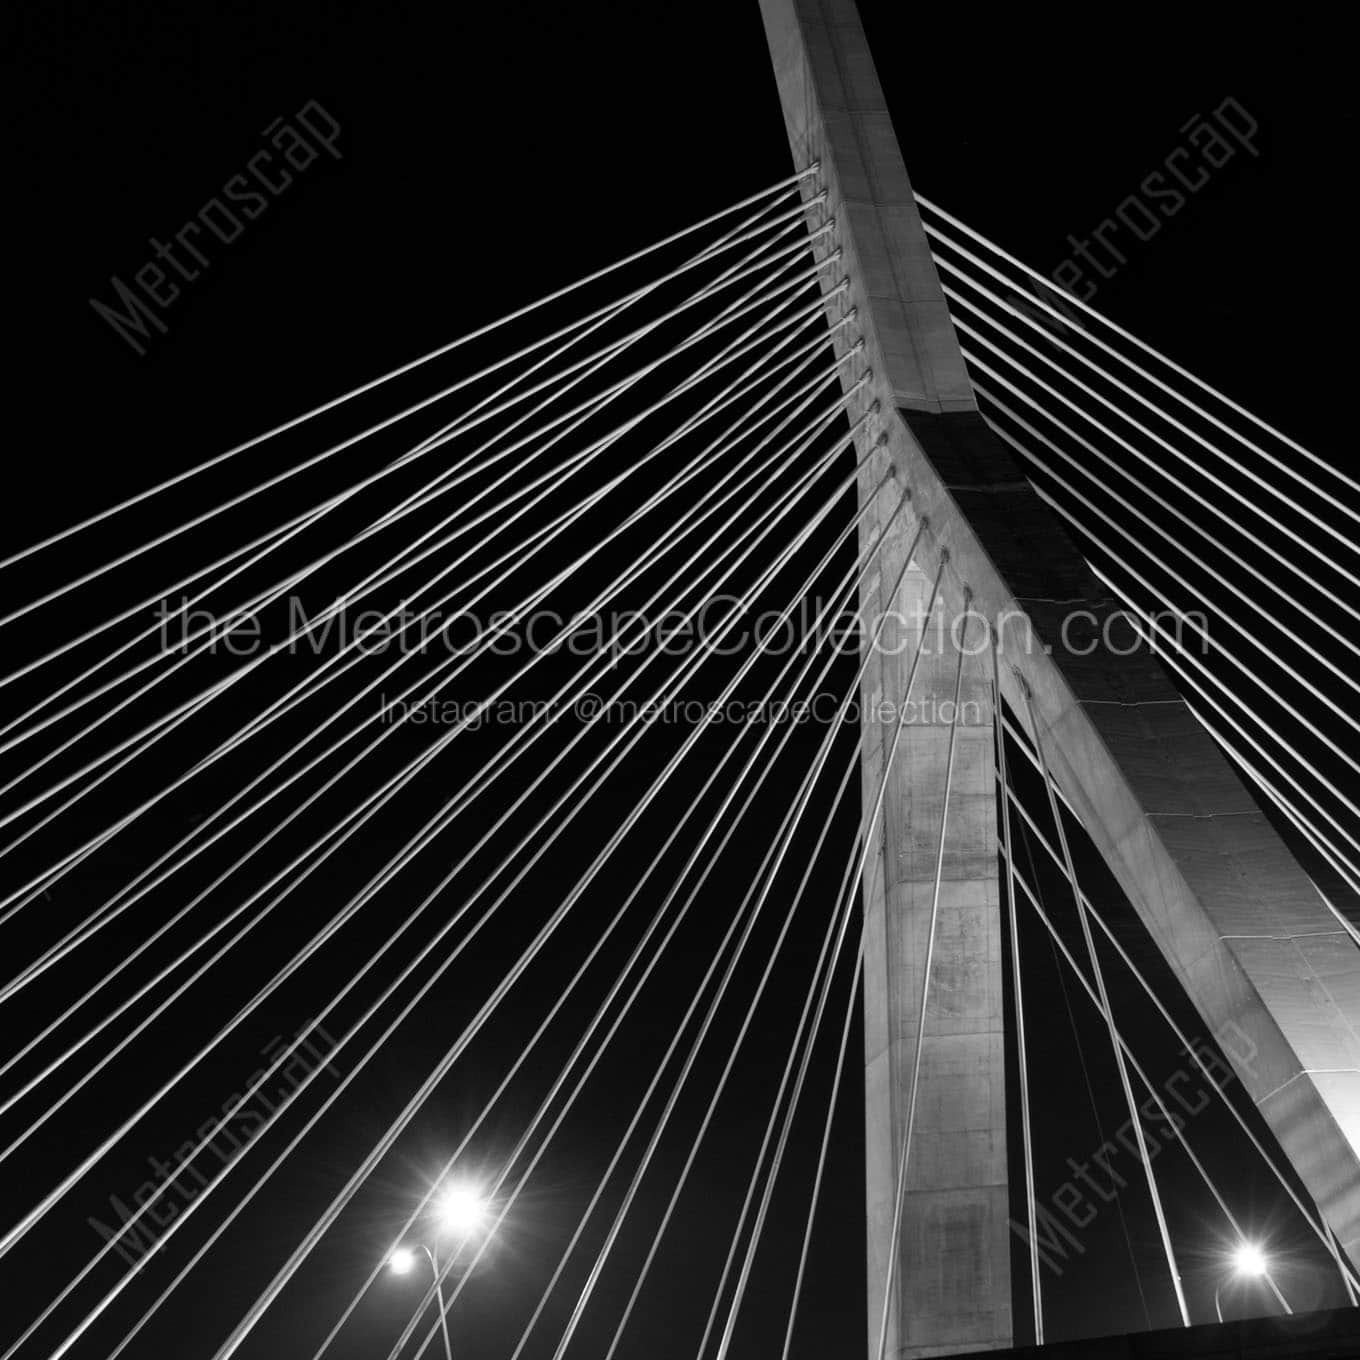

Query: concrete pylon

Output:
[859, 555, 1011, 1357]
[759, 0, 1360, 1353]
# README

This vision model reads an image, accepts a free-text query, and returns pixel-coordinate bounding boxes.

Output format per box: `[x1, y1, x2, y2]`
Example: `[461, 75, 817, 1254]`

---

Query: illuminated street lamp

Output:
[388, 1243, 454, 1360]
[1213, 1241, 1271, 1323]
[387, 1245, 417, 1277]
[386, 1181, 492, 1360]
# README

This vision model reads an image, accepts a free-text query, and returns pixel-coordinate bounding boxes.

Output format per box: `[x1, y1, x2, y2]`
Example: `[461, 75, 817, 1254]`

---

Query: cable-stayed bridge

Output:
[2, 2, 1358, 1356]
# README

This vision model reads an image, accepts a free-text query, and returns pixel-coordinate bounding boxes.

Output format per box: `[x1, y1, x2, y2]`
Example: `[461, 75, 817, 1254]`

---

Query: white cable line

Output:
[0, 195, 821, 753]
[874, 602, 971, 1360]
[443, 533, 913, 1360]
[1073, 549, 1360, 859]
[449, 526, 922, 1360]
[0, 375, 854, 1078]
[323, 514, 893, 1360]
[402, 531, 904, 1360]
[1002, 849, 1291, 1315]
[1020, 682, 1190, 1326]
[0, 323, 853, 1016]
[30, 428, 879, 1360]
[10, 387, 859, 1082]
[0, 262, 839, 849]
[939, 276, 1360, 593]
[3, 359, 857, 1052]
[700, 794, 870, 1360]
[0, 195, 830, 685]
[0, 384, 863, 1138]
[1094, 593, 1360, 901]
[440, 859, 864, 1360]
[913, 194, 1360, 503]
[0, 169, 818, 573]
[978, 379, 1360, 824]
[993, 641, 1043, 1344]
[515, 557, 937, 1360]
[0, 277, 838, 932]
[0, 284, 847, 920]
[594, 733, 867, 1360]
[710, 577, 945, 1360]
[1108, 578, 1360, 866]
[1186, 706, 1360, 926]
[0, 402, 864, 1277]
[997, 744, 1360, 1294]
[197, 455, 864, 1360]
[21, 225, 843, 1360]
[0, 203, 824, 737]
[3, 200, 806, 742]
[306, 496, 899, 1360]
[1330, 1226, 1360, 1308]
[47, 455, 887, 1360]
[483, 762, 857, 1360]
[0, 351, 854, 1049]
[3, 518, 321, 743]
[776, 956, 865, 1360]
[0, 211, 833, 636]
[1003, 705, 1360, 1287]
[0, 242, 837, 829]
[1066, 524, 1360, 864]
[960, 344, 1360, 639]
[1066, 557, 1360, 907]
[0, 381, 857, 1162]
[985, 421, 1360, 781]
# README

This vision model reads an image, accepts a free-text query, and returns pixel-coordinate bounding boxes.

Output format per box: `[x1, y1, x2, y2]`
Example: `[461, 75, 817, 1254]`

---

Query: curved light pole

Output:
[387, 1179, 491, 1360]
[1214, 1241, 1270, 1323]
[388, 1244, 454, 1360]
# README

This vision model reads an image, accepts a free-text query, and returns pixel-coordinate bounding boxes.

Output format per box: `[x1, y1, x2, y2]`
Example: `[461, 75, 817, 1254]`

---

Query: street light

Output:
[1214, 1240, 1271, 1322]
[389, 1243, 454, 1360]
[386, 1182, 491, 1360]
[387, 1246, 417, 1276]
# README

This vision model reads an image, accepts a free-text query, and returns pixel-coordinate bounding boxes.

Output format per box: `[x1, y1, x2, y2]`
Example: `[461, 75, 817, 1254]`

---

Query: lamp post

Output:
[1214, 1241, 1270, 1323]
[386, 1179, 491, 1360]
[388, 1244, 454, 1360]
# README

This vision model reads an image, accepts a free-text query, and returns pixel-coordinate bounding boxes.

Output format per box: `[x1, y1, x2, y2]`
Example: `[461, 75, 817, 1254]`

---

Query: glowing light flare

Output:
[436, 1182, 489, 1237]
[1232, 1242, 1269, 1278]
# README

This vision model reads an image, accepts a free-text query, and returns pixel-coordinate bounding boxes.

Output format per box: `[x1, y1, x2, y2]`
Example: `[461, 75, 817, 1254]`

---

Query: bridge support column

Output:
[860, 546, 1011, 1357]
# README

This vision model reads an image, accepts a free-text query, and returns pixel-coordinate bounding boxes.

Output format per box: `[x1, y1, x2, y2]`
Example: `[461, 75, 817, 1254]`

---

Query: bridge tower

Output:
[759, 2, 1360, 1355]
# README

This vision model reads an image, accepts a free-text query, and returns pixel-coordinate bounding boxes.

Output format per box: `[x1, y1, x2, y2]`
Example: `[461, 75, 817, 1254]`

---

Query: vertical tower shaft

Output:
[860, 560, 1011, 1356]
[759, 2, 1013, 1352]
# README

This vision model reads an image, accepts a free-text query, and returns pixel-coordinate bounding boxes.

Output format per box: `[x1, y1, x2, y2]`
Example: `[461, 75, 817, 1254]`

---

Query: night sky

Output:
[2, 3, 1357, 1357]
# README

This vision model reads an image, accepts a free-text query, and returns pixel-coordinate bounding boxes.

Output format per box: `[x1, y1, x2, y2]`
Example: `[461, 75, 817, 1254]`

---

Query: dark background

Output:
[2, 2, 1356, 1357]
